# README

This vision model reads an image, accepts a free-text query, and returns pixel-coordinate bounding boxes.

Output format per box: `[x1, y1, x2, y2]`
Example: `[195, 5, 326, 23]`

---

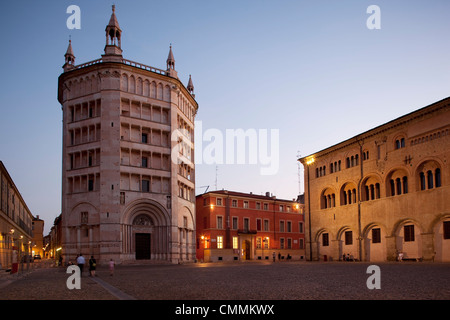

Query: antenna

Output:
[215, 166, 218, 190]
[297, 150, 302, 195]
[197, 186, 210, 193]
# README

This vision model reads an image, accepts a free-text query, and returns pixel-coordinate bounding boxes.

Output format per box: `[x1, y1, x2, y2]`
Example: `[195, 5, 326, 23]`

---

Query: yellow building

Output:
[0, 161, 34, 270]
[31, 215, 44, 259]
[299, 97, 450, 262]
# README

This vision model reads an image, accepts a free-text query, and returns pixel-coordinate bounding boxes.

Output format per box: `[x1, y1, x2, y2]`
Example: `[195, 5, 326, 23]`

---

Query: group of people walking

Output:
[74, 254, 115, 276]
[75, 254, 97, 276]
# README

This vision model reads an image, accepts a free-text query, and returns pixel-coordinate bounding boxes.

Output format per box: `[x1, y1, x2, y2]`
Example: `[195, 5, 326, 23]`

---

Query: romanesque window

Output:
[362, 176, 381, 201]
[395, 137, 405, 149]
[330, 160, 342, 173]
[341, 183, 357, 205]
[315, 165, 327, 178]
[363, 150, 369, 161]
[321, 188, 336, 209]
[388, 171, 408, 197]
[417, 161, 441, 191]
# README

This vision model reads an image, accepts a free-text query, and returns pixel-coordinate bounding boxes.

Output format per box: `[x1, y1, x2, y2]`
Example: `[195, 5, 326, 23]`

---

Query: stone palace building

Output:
[57, 6, 198, 264]
[299, 97, 450, 262]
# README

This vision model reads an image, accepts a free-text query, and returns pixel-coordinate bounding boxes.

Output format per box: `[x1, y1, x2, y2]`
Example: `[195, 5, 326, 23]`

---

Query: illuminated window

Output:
[263, 237, 269, 249]
[217, 236, 223, 249]
[232, 237, 238, 249]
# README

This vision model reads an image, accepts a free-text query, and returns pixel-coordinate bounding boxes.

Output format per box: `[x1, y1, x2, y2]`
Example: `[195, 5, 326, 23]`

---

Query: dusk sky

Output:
[1, 1, 449, 234]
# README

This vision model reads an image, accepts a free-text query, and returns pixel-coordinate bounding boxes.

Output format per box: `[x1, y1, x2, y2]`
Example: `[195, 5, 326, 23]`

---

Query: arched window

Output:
[435, 168, 441, 188]
[362, 176, 381, 201]
[387, 170, 408, 197]
[403, 176, 408, 194]
[396, 178, 402, 195]
[420, 172, 426, 190]
[321, 188, 336, 209]
[417, 160, 441, 191]
[427, 170, 434, 189]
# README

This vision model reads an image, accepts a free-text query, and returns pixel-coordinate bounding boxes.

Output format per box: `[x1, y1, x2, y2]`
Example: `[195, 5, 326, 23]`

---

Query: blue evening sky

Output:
[1, 1, 449, 234]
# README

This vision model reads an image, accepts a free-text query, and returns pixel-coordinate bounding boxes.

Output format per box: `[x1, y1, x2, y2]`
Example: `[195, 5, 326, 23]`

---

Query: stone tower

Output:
[57, 6, 198, 264]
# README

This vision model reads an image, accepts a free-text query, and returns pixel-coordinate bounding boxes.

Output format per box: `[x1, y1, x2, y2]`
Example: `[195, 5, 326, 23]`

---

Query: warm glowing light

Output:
[210, 204, 214, 209]
[306, 157, 315, 165]
[56, 247, 62, 251]
[201, 235, 204, 240]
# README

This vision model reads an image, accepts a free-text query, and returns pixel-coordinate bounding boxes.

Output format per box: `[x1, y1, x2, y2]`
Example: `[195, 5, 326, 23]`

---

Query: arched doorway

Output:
[121, 199, 170, 262]
[133, 214, 152, 260]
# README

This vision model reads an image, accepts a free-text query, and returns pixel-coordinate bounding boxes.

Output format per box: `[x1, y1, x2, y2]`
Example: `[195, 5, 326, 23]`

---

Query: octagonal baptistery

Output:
[57, 6, 198, 265]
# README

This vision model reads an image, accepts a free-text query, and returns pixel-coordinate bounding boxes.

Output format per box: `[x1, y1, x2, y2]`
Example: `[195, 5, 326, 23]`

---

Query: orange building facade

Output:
[196, 190, 305, 262]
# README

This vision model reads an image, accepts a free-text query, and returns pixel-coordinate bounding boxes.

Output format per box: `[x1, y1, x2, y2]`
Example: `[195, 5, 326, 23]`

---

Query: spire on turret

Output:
[166, 44, 178, 78]
[187, 75, 195, 97]
[63, 38, 76, 71]
[104, 5, 123, 58]
[167, 45, 175, 70]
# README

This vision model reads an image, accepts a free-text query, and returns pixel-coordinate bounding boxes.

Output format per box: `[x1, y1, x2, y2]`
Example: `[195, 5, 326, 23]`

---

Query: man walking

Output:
[76, 253, 86, 276]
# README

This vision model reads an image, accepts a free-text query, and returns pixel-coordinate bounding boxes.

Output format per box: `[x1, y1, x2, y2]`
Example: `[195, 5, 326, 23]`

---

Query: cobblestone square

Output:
[0, 261, 449, 301]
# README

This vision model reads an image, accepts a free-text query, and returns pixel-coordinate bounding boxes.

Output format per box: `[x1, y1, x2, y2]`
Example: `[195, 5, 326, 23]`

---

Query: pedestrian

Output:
[76, 253, 85, 276]
[59, 255, 63, 267]
[272, 252, 275, 262]
[109, 259, 115, 276]
[89, 255, 97, 277]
